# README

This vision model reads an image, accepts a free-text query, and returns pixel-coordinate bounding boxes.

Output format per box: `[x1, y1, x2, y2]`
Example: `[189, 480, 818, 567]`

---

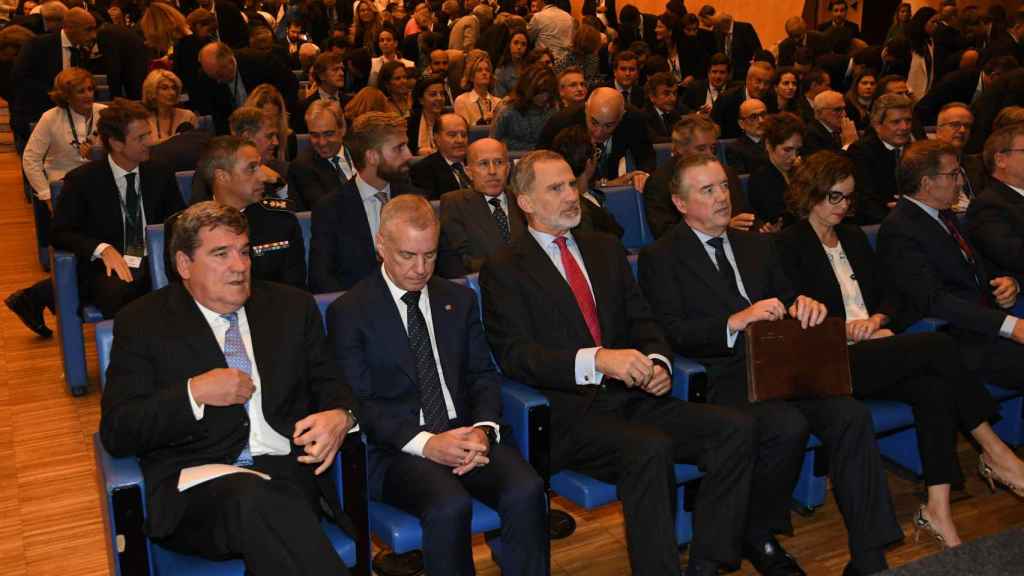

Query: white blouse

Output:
[453, 90, 502, 127]
[22, 103, 108, 201]
[822, 241, 870, 322]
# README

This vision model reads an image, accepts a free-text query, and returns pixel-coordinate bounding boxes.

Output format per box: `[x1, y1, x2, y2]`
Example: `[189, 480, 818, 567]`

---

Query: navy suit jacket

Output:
[308, 176, 424, 293]
[327, 272, 502, 499]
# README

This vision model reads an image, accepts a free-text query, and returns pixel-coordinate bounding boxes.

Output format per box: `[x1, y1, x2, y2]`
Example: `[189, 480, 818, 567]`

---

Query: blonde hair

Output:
[141, 69, 183, 111]
[49, 67, 94, 107]
[461, 49, 492, 91]
[140, 2, 190, 54]
[244, 84, 290, 161]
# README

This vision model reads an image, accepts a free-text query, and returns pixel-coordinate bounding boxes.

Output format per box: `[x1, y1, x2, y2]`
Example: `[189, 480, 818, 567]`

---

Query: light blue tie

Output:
[222, 312, 254, 467]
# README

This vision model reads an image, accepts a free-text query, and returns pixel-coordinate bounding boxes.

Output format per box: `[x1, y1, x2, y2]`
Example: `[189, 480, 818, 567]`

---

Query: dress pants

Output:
[560, 386, 756, 574]
[88, 258, 151, 318]
[984, 336, 1024, 392]
[157, 454, 350, 576]
[850, 332, 999, 487]
[381, 442, 548, 576]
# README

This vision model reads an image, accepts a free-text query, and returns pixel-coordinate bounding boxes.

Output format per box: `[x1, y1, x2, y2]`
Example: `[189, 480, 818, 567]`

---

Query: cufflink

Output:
[445, 304, 453, 311]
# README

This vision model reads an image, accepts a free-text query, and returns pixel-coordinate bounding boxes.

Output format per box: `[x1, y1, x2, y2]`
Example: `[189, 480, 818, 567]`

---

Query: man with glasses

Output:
[724, 99, 769, 174]
[847, 93, 914, 224]
[557, 67, 589, 109]
[712, 61, 774, 139]
[968, 123, 1024, 278]
[933, 103, 984, 212]
[436, 138, 525, 277]
[803, 90, 858, 156]
[881, 139, 1024, 393]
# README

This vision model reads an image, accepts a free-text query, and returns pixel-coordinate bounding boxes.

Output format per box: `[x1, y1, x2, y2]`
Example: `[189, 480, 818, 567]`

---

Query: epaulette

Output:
[260, 198, 291, 211]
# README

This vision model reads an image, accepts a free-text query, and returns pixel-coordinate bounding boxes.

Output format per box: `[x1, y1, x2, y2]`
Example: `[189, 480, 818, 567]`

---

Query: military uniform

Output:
[165, 198, 307, 289]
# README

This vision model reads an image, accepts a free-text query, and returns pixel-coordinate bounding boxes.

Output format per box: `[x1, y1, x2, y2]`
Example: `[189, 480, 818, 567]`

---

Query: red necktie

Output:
[554, 237, 602, 346]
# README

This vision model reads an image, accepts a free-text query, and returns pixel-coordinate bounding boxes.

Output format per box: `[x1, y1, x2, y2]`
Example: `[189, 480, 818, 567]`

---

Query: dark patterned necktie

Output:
[488, 197, 511, 243]
[222, 312, 254, 466]
[451, 162, 470, 189]
[124, 172, 144, 255]
[401, 291, 449, 433]
[939, 209, 980, 286]
[707, 236, 749, 304]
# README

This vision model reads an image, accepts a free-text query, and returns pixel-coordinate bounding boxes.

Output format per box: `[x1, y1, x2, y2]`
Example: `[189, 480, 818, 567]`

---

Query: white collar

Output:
[881, 139, 900, 152]
[107, 154, 138, 180]
[192, 296, 244, 327]
[904, 195, 942, 220]
[691, 226, 728, 246]
[354, 172, 389, 201]
[380, 263, 430, 306]
[1003, 181, 1024, 199]
[442, 154, 464, 167]
[528, 226, 573, 249]
[61, 30, 72, 49]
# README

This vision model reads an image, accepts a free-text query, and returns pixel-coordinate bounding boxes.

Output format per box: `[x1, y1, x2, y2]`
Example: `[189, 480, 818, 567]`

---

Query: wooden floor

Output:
[1, 105, 1023, 576]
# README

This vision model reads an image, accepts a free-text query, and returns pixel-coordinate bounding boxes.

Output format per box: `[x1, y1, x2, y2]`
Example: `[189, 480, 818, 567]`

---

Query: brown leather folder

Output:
[744, 317, 852, 403]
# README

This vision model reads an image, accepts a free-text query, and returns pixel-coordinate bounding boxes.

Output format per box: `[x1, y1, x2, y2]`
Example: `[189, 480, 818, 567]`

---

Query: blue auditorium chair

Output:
[93, 320, 371, 576]
[296, 133, 311, 157]
[297, 211, 312, 271]
[175, 171, 194, 205]
[654, 142, 672, 167]
[146, 225, 168, 290]
[715, 139, 735, 166]
[468, 125, 489, 143]
[598, 185, 653, 251]
[196, 115, 215, 134]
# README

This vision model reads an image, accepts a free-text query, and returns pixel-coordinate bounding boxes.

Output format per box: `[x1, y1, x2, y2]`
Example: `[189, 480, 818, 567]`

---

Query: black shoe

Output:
[743, 537, 806, 576]
[5, 289, 51, 337]
[685, 559, 720, 576]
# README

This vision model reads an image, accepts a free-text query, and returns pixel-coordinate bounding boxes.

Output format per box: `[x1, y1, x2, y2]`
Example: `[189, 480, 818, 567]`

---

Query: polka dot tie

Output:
[222, 312, 254, 466]
[401, 291, 449, 433]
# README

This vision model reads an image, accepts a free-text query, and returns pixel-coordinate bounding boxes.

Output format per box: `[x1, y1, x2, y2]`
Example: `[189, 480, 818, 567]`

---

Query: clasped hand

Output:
[424, 427, 490, 476]
[595, 348, 671, 395]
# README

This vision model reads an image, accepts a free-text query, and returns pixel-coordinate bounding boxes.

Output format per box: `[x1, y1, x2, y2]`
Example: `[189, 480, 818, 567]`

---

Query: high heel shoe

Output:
[978, 454, 1024, 499]
[912, 505, 949, 548]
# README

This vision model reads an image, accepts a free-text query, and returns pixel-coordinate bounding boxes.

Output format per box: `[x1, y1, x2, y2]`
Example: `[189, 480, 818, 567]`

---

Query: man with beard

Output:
[309, 112, 426, 293]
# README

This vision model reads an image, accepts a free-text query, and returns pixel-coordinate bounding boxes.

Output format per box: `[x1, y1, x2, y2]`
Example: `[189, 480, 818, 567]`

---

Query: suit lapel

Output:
[369, 271, 418, 384]
[99, 160, 126, 249]
[427, 278, 459, 398]
[675, 224, 745, 310]
[516, 234, 595, 344]
[341, 178, 376, 257]
[167, 284, 229, 370]
[506, 192, 527, 240]
[575, 233, 615, 341]
[724, 230, 758, 303]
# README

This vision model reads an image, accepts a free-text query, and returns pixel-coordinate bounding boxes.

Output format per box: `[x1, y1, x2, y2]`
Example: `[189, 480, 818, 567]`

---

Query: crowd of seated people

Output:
[6, 0, 1024, 574]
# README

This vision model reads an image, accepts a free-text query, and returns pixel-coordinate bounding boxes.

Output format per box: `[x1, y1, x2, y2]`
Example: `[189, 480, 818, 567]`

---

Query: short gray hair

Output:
[870, 93, 913, 126]
[305, 99, 346, 132]
[380, 194, 438, 238]
[510, 150, 565, 197]
[169, 201, 248, 260]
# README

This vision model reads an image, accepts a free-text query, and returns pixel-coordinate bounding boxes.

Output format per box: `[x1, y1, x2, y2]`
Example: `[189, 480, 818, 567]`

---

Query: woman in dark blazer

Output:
[776, 151, 1024, 549]
[747, 112, 802, 230]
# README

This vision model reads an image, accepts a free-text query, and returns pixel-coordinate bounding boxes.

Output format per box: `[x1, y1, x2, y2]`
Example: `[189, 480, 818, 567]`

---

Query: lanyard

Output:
[66, 106, 93, 146]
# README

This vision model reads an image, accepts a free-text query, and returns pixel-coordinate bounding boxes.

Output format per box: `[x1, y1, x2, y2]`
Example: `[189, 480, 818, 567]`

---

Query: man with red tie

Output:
[479, 150, 758, 576]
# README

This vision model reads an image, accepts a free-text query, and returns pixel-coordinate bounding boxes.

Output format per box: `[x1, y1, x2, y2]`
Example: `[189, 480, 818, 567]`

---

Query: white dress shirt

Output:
[691, 228, 752, 348]
[92, 155, 149, 260]
[368, 55, 415, 87]
[332, 146, 355, 181]
[60, 29, 99, 71]
[22, 103, 107, 199]
[528, 227, 670, 385]
[380, 266, 499, 456]
[186, 301, 292, 457]
[822, 241, 870, 322]
[526, 5, 573, 60]
[354, 172, 390, 239]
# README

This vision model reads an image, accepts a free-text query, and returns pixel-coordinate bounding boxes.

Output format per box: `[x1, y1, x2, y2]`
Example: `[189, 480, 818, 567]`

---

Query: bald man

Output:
[11, 6, 147, 145]
[190, 41, 299, 135]
[537, 87, 656, 180]
[724, 99, 769, 174]
[437, 138, 527, 278]
[712, 61, 774, 139]
[802, 90, 858, 157]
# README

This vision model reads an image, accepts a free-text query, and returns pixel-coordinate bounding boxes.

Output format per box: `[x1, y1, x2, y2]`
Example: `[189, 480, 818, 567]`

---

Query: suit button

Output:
[242, 421, 249, 428]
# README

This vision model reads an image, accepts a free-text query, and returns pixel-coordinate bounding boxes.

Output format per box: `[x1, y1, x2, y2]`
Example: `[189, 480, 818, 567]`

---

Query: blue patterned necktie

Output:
[222, 312, 254, 466]
[401, 291, 449, 433]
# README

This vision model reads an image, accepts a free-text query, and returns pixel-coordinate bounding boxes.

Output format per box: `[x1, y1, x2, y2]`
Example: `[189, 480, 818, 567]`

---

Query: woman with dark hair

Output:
[549, 124, 624, 238]
[368, 25, 415, 86]
[845, 69, 878, 132]
[776, 150, 1024, 548]
[770, 66, 799, 113]
[907, 6, 939, 99]
[747, 112, 804, 228]
[491, 64, 558, 150]
[377, 60, 414, 117]
[653, 13, 685, 85]
[523, 46, 554, 70]
[494, 29, 529, 97]
[555, 24, 602, 87]
[407, 74, 448, 155]
[888, 2, 913, 41]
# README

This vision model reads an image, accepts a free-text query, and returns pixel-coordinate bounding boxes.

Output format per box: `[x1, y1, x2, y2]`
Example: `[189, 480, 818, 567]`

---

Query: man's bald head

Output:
[785, 16, 806, 38]
[738, 99, 767, 139]
[199, 42, 237, 83]
[467, 137, 507, 163]
[746, 62, 774, 100]
[813, 90, 844, 111]
[466, 138, 509, 197]
[585, 87, 626, 145]
[63, 7, 97, 46]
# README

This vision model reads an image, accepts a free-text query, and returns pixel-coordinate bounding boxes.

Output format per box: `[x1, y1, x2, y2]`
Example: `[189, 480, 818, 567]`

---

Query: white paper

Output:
[177, 464, 271, 492]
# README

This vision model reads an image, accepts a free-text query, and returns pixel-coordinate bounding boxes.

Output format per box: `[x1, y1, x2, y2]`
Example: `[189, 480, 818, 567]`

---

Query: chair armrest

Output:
[1012, 299, 1024, 318]
[500, 379, 552, 484]
[672, 357, 708, 403]
[904, 317, 948, 333]
[332, 430, 370, 575]
[52, 250, 81, 318]
[93, 433, 150, 576]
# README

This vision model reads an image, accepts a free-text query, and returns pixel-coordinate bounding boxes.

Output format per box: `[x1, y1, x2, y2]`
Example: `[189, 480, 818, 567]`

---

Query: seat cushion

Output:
[988, 384, 1021, 401]
[865, 400, 915, 433]
[369, 499, 500, 555]
[152, 519, 356, 575]
[550, 470, 618, 510]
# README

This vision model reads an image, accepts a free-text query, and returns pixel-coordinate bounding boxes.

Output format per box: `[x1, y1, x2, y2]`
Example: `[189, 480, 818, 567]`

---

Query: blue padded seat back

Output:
[175, 171, 194, 205]
[147, 225, 168, 290]
[599, 185, 652, 250]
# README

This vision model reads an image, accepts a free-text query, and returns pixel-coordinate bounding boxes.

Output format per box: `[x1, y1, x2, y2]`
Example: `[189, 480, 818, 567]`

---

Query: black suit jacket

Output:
[682, 79, 740, 112]
[173, 34, 214, 98]
[213, 0, 250, 49]
[914, 69, 981, 128]
[605, 81, 647, 110]
[817, 19, 860, 38]
[643, 106, 681, 143]
[148, 129, 214, 173]
[724, 134, 767, 175]
[327, 272, 501, 499]
[409, 151, 463, 200]
[287, 146, 349, 212]
[711, 85, 750, 139]
[644, 157, 749, 239]
[189, 48, 299, 135]
[638, 223, 797, 405]
[846, 133, 901, 224]
[801, 119, 841, 157]
[778, 31, 829, 66]
[51, 159, 184, 291]
[616, 13, 658, 49]
[720, 21, 762, 81]
[437, 188, 527, 278]
[747, 162, 792, 225]
[99, 281, 357, 538]
[878, 197, 1012, 370]
[537, 105, 656, 175]
[981, 31, 1024, 68]
[965, 68, 1024, 155]
[480, 230, 672, 470]
[967, 178, 1024, 275]
[308, 176, 424, 293]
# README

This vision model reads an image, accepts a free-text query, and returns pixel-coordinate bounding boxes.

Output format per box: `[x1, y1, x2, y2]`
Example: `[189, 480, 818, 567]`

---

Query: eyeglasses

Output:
[741, 111, 767, 121]
[826, 190, 855, 205]
[938, 121, 973, 131]
[932, 169, 963, 181]
[822, 106, 846, 114]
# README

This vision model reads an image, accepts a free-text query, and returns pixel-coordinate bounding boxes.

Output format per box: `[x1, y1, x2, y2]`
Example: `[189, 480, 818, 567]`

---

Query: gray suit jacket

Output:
[437, 187, 527, 278]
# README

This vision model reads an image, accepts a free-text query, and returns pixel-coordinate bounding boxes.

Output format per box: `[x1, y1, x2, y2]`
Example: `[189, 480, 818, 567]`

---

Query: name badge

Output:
[124, 255, 143, 269]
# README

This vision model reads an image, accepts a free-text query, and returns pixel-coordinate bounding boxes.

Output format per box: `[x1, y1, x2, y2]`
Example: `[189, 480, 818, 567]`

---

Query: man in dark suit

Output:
[191, 42, 299, 135]
[149, 128, 215, 173]
[10, 8, 147, 144]
[100, 201, 357, 574]
[712, 61, 774, 139]
[777, 17, 828, 67]
[801, 90, 858, 157]
[437, 138, 525, 278]
[932, 103, 985, 211]
[715, 14, 762, 82]
[288, 100, 357, 212]
[846, 93, 914, 224]
[480, 150, 757, 576]
[309, 112, 424, 293]
[796, 67, 832, 125]
[980, 8, 1024, 67]
[881, 139, 1024, 392]
[643, 72, 683, 143]
[968, 124, 1024, 276]
[616, 5, 657, 49]
[817, 0, 860, 38]
[915, 55, 1016, 128]
[51, 100, 185, 318]
[329, 195, 546, 575]
[294, 51, 348, 134]
[191, 107, 289, 204]
[409, 113, 471, 200]
[606, 50, 646, 110]
[181, 0, 250, 49]
[537, 88, 657, 178]
[682, 53, 738, 114]
[645, 114, 755, 239]
[724, 98, 767, 174]
[638, 154, 902, 576]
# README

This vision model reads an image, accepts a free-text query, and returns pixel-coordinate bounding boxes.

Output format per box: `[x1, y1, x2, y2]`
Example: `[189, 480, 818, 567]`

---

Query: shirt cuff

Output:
[999, 315, 1018, 339]
[92, 242, 112, 261]
[473, 421, 501, 444]
[648, 354, 672, 374]
[575, 347, 604, 385]
[186, 378, 205, 420]
[727, 327, 740, 349]
[401, 431, 435, 457]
